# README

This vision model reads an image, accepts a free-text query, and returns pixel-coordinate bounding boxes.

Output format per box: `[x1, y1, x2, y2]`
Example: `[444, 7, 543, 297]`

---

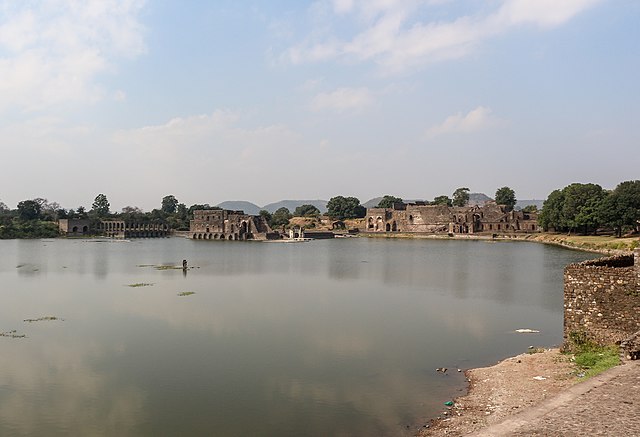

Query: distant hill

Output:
[262, 200, 328, 214]
[468, 192, 493, 206]
[516, 199, 545, 211]
[216, 201, 261, 215]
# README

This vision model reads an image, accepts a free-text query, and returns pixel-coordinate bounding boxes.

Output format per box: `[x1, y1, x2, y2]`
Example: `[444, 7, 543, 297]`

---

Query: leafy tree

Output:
[452, 187, 470, 207]
[161, 195, 179, 214]
[76, 206, 87, 219]
[271, 207, 292, 227]
[17, 200, 41, 221]
[294, 204, 321, 217]
[538, 189, 565, 231]
[521, 205, 538, 213]
[432, 195, 452, 207]
[495, 186, 517, 211]
[327, 196, 365, 220]
[259, 210, 272, 226]
[599, 180, 640, 237]
[91, 194, 110, 217]
[376, 195, 403, 208]
[0, 200, 8, 212]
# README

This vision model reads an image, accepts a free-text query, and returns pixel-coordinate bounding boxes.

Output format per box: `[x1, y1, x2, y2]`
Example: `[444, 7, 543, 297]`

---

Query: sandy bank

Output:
[419, 349, 580, 436]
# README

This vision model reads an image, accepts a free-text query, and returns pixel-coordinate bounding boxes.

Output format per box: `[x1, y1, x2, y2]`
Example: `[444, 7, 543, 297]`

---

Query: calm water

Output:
[0, 237, 595, 436]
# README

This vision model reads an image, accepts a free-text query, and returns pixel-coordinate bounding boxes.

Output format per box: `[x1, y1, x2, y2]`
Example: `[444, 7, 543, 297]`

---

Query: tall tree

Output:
[91, 194, 110, 217]
[452, 187, 470, 207]
[17, 200, 41, 221]
[599, 180, 640, 237]
[327, 196, 365, 220]
[495, 186, 517, 211]
[375, 195, 403, 208]
[432, 195, 452, 207]
[271, 207, 292, 227]
[161, 195, 179, 214]
[294, 204, 321, 217]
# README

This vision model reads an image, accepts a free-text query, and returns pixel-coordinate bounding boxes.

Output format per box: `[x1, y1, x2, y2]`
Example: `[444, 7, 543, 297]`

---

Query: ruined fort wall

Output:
[564, 250, 640, 347]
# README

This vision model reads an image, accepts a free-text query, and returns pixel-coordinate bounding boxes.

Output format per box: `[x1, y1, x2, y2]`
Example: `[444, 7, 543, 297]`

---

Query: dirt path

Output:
[419, 349, 580, 436]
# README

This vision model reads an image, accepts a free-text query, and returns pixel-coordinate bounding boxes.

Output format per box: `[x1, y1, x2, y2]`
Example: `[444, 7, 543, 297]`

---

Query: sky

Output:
[0, 0, 638, 212]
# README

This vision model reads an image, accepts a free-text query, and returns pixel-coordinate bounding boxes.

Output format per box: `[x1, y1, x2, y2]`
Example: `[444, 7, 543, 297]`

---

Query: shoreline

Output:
[419, 348, 582, 436]
[360, 232, 637, 255]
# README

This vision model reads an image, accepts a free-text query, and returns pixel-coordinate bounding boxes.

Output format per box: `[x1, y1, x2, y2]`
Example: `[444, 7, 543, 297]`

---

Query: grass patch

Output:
[127, 283, 154, 287]
[566, 331, 620, 378]
[24, 316, 63, 322]
[155, 265, 182, 270]
[527, 347, 545, 354]
[177, 291, 196, 297]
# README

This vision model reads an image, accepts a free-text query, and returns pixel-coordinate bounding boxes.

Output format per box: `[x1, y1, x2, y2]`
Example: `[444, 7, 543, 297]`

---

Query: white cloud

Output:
[310, 87, 374, 112]
[284, 0, 601, 73]
[0, 0, 146, 112]
[425, 106, 502, 139]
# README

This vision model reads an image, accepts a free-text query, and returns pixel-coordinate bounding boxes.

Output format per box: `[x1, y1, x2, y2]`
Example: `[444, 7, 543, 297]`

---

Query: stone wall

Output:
[564, 250, 640, 348]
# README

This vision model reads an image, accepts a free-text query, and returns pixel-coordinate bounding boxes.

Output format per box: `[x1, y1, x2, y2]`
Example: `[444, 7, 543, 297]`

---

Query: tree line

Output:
[538, 180, 640, 236]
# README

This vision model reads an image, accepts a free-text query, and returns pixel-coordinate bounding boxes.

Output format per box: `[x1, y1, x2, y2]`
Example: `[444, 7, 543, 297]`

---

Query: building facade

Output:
[190, 209, 276, 240]
[365, 202, 539, 234]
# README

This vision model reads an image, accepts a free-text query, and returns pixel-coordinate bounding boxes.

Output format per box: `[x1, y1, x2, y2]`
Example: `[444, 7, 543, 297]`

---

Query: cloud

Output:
[310, 87, 374, 112]
[0, 0, 146, 112]
[283, 0, 601, 73]
[425, 106, 502, 139]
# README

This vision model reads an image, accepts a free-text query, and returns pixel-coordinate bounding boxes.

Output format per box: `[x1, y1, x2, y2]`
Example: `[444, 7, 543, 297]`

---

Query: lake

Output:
[0, 237, 595, 436]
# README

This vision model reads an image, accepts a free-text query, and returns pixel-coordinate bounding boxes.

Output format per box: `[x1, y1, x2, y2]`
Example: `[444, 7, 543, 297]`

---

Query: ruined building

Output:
[365, 202, 539, 234]
[190, 209, 276, 240]
[58, 219, 170, 238]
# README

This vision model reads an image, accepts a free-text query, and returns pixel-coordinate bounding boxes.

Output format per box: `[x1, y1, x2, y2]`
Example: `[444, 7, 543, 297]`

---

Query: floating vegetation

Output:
[155, 265, 183, 270]
[127, 283, 154, 288]
[1, 330, 26, 338]
[177, 291, 196, 297]
[16, 264, 25, 268]
[24, 316, 64, 322]
[136, 264, 155, 268]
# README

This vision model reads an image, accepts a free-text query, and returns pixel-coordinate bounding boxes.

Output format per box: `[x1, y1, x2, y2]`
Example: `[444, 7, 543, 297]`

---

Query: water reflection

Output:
[0, 238, 597, 436]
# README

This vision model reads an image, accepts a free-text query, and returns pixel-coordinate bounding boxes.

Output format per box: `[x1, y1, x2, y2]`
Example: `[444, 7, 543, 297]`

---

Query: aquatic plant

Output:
[24, 316, 63, 322]
[127, 283, 154, 287]
[177, 291, 196, 296]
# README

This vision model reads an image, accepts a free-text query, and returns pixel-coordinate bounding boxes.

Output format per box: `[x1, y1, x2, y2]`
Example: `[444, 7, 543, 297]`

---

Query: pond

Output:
[0, 237, 596, 436]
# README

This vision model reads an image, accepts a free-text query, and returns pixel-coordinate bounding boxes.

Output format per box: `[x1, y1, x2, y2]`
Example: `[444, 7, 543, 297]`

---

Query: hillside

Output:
[262, 200, 328, 214]
[216, 201, 261, 215]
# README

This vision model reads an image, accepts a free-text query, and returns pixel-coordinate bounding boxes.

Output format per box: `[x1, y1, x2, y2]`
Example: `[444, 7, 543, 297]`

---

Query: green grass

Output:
[574, 345, 620, 378]
[177, 291, 196, 296]
[127, 283, 154, 287]
[566, 332, 620, 378]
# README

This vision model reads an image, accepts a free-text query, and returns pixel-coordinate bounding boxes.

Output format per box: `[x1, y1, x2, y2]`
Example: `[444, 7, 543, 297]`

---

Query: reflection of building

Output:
[365, 202, 539, 234]
[99, 220, 170, 239]
[58, 219, 91, 236]
[190, 210, 276, 240]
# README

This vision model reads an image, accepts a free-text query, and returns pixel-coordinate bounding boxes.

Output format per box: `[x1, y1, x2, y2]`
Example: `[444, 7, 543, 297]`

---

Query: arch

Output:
[368, 217, 374, 230]
[206, 227, 210, 233]
[228, 235, 233, 240]
[82, 225, 88, 233]
[219, 234, 225, 240]
[193, 233, 197, 239]
[385, 223, 391, 232]
[198, 233, 203, 239]
[392, 221, 397, 231]
[241, 221, 248, 234]
[408, 215, 413, 224]
[208, 233, 212, 240]
[214, 234, 219, 239]
[72, 226, 78, 233]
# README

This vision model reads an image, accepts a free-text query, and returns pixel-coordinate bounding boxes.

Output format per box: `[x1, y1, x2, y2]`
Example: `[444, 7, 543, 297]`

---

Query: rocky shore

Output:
[419, 349, 581, 436]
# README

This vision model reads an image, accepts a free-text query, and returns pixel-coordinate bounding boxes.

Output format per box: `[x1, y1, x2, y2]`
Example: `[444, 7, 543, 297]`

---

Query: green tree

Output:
[271, 207, 292, 227]
[161, 195, 179, 214]
[375, 195, 403, 208]
[599, 180, 640, 237]
[76, 206, 87, 219]
[0, 200, 8, 212]
[521, 205, 538, 213]
[17, 200, 41, 221]
[327, 196, 365, 220]
[91, 194, 110, 217]
[562, 183, 605, 234]
[538, 189, 565, 231]
[452, 187, 470, 207]
[495, 186, 517, 211]
[294, 204, 321, 217]
[432, 195, 452, 207]
[259, 210, 272, 226]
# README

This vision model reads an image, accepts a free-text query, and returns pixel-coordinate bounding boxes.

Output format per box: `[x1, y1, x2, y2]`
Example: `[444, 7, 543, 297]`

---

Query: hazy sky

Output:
[1, 0, 638, 211]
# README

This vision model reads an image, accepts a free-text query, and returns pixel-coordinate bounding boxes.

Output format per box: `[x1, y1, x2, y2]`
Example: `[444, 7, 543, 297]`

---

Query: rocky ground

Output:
[419, 349, 580, 436]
